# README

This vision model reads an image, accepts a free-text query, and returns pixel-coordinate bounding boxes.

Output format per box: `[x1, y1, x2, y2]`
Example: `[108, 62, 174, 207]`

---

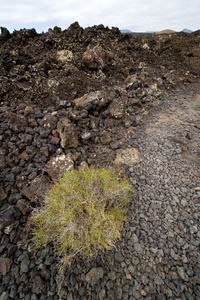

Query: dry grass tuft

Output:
[30, 165, 133, 265]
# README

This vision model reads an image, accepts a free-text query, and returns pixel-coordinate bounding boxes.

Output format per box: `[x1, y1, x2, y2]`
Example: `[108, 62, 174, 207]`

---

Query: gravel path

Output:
[0, 88, 199, 299]
[125, 90, 200, 300]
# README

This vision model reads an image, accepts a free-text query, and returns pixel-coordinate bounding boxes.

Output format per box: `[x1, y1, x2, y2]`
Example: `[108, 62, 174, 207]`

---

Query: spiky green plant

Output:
[30, 165, 133, 265]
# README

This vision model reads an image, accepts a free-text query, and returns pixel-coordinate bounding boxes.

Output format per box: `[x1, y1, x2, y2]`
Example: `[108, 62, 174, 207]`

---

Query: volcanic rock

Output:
[0, 27, 11, 39]
[7, 113, 28, 132]
[86, 267, 104, 286]
[0, 205, 16, 230]
[124, 74, 139, 87]
[44, 153, 74, 181]
[114, 148, 141, 166]
[82, 44, 106, 70]
[32, 275, 45, 294]
[74, 91, 107, 111]
[57, 118, 79, 148]
[23, 176, 52, 204]
[56, 50, 73, 63]
[0, 258, 12, 276]
[16, 199, 30, 215]
[100, 131, 111, 144]
[0, 187, 8, 207]
[109, 97, 125, 119]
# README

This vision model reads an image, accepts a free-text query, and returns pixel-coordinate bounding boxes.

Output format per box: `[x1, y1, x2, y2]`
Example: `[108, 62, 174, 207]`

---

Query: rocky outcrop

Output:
[0, 23, 199, 108]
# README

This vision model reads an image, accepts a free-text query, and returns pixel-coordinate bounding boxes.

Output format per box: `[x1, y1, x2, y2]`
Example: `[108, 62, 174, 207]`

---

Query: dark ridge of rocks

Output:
[0, 22, 200, 108]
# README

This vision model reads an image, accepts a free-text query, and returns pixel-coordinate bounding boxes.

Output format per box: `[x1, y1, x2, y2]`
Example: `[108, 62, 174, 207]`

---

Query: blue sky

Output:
[0, 0, 199, 33]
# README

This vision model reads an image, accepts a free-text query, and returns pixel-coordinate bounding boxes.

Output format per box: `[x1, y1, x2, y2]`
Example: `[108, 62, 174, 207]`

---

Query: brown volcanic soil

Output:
[0, 23, 200, 108]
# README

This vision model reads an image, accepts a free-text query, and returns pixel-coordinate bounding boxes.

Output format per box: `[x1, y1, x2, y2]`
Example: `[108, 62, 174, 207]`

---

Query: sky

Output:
[0, 0, 200, 33]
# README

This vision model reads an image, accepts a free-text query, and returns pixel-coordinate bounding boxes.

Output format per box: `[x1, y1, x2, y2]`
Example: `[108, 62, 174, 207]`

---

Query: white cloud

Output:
[0, 0, 199, 32]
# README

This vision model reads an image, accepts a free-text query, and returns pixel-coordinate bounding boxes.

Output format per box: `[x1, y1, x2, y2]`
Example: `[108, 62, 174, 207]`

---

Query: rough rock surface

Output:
[44, 153, 74, 181]
[57, 118, 79, 149]
[0, 23, 200, 299]
[86, 267, 104, 286]
[114, 148, 141, 166]
[0, 24, 199, 108]
[23, 176, 52, 204]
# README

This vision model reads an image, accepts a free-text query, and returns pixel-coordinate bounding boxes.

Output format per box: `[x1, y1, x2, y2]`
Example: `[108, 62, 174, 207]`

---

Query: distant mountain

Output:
[120, 29, 132, 33]
[156, 29, 176, 34]
[181, 28, 193, 33]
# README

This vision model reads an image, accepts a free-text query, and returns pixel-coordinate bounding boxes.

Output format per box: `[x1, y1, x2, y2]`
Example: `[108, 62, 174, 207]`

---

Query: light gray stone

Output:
[44, 153, 74, 181]
[114, 148, 141, 167]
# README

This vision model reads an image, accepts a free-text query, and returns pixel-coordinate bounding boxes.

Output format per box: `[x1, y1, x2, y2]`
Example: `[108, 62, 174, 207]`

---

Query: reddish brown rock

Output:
[82, 44, 106, 70]
[24, 106, 34, 114]
[0, 258, 12, 275]
[41, 113, 58, 129]
[19, 150, 29, 160]
[7, 113, 28, 132]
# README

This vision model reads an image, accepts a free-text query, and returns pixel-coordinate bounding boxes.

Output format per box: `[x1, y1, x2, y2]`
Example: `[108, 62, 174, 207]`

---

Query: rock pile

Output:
[0, 23, 199, 108]
[0, 23, 200, 299]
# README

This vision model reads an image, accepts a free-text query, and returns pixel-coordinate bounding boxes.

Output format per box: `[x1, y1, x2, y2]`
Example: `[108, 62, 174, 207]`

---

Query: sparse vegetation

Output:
[30, 166, 133, 265]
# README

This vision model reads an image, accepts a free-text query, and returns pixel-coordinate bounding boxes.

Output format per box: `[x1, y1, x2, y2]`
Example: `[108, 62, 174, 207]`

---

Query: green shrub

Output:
[30, 165, 133, 265]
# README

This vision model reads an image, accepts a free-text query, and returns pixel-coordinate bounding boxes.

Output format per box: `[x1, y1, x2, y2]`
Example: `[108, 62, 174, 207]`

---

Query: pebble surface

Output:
[0, 88, 200, 299]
